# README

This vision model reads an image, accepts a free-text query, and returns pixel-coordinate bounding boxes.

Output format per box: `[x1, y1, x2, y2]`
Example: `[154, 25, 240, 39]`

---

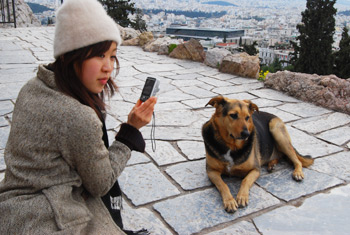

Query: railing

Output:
[0, 0, 16, 28]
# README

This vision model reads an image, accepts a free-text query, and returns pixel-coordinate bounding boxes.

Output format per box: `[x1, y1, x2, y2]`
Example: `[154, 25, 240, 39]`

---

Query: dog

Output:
[202, 96, 314, 213]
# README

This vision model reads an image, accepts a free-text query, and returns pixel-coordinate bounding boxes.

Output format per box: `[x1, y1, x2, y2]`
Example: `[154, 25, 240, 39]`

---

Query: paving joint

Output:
[0, 27, 350, 234]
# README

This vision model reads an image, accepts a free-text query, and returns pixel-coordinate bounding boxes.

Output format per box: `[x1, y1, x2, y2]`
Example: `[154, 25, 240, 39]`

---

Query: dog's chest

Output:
[222, 150, 254, 176]
[223, 150, 235, 172]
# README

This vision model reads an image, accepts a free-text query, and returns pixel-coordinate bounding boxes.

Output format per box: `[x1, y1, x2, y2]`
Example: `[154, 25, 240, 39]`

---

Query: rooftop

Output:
[0, 26, 350, 234]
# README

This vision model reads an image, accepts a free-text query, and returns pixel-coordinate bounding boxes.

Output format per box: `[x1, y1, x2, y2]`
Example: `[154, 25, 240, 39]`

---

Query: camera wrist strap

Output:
[151, 112, 156, 152]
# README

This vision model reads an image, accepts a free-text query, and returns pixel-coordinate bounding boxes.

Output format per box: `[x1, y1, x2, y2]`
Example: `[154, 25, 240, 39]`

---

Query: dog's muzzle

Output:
[230, 129, 250, 140]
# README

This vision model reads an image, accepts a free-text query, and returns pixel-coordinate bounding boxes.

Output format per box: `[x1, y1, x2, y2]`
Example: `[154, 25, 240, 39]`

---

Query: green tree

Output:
[99, 0, 136, 28]
[334, 26, 350, 79]
[131, 8, 147, 32]
[243, 41, 258, 56]
[291, 0, 337, 75]
[261, 57, 283, 73]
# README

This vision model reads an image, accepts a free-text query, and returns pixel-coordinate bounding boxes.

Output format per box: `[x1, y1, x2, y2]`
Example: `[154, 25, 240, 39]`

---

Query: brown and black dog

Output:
[202, 96, 314, 213]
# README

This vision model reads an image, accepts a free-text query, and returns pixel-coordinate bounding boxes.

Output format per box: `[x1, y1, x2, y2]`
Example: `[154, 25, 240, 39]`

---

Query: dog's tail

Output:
[295, 148, 314, 167]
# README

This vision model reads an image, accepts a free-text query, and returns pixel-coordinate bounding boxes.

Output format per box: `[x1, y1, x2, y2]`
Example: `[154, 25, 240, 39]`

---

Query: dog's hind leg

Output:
[267, 159, 279, 172]
[268, 117, 304, 181]
[207, 169, 238, 213]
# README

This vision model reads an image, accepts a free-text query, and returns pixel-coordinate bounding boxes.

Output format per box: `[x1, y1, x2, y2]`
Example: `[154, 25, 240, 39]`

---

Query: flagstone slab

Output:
[292, 112, 350, 134]
[142, 126, 202, 141]
[114, 77, 144, 88]
[119, 163, 180, 206]
[180, 86, 217, 98]
[211, 73, 237, 81]
[0, 82, 26, 100]
[0, 116, 8, 127]
[153, 183, 280, 235]
[229, 77, 261, 84]
[225, 92, 257, 100]
[0, 126, 10, 149]
[199, 69, 220, 77]
[0, 40, 22, 50]
[0, 149, 5, 171]
[157, 89, 196, 103]
[108, 99, 135, 118]
[253, 185, 350, 235]
[197, 76, 232, 87]
[310, 152, 350, 181]
[121, 201, 172, 235]
[127, 151, 151, 166]
[171, 79, 206, 88]
[249, 89, 300, 102]
[316, 126, 350, 146]
[207, 220, 260, 235]
[0, 50, 37, 64]
[0, 72, 35, 83]
[165, 159, 211, 190]
[181, 98, 213, 109]
[177, 141, 206, 160]
[256, 168, 343, 201]
[0, 172, 4, 181]
[154, 101, 190, 112]
[105, 114, 121, 130]
[175, 64, 209, 73]
[277, 102, 332, 118]
[154, 109, 204, 126]
[119, 66, 142, 77]
[286, 126, 343, 157]
[145, 140, 186, 166]
[167, 73, 204, 80]
[133, 63, 183, 73]
[212, 83, 264, 95]
[260, 107, 301, 123]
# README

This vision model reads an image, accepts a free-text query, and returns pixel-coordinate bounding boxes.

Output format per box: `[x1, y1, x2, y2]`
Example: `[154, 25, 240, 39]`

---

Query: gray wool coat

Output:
[0, 65, 130, 234]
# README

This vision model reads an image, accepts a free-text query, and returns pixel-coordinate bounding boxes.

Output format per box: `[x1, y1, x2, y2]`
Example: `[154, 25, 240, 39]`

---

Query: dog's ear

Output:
[244, 100, 259, 113]
[205, 96, 226, 108]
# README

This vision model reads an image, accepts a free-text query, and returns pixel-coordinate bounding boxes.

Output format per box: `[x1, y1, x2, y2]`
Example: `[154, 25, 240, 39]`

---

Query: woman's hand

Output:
[127, 97, 157, 129]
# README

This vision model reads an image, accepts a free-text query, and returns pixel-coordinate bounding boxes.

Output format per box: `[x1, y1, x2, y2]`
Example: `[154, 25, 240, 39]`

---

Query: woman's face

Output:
[78, 42, 117, 94]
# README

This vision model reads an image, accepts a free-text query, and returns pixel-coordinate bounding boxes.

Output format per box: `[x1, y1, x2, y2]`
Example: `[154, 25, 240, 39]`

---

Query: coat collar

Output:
[37, 64, 57, 90]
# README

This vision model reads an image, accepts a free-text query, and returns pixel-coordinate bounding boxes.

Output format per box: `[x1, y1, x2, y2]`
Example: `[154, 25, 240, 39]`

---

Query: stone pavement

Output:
[0, 27, 350, 234]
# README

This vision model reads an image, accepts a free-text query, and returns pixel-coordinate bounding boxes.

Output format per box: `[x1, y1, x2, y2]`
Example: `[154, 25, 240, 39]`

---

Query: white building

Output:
[259, 47, 293, 67]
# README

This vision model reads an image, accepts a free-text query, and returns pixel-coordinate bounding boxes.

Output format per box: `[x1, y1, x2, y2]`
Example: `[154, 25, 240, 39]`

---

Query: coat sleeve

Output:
[59, 107, 131, 197]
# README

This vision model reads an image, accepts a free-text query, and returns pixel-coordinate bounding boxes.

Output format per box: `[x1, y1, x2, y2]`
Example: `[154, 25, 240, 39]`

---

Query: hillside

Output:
[27, 2, 53, 13]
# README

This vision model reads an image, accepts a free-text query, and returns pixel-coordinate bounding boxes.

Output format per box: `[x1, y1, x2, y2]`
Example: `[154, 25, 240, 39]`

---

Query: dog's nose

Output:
[240, 128, 250, 139]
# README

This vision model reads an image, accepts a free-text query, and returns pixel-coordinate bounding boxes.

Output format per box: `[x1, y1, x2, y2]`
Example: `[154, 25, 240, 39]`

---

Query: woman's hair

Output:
[50, 40, 119, 120]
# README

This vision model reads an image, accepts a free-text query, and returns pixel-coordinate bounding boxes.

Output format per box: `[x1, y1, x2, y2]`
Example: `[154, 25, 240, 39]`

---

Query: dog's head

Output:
[206, 96, 258, 143]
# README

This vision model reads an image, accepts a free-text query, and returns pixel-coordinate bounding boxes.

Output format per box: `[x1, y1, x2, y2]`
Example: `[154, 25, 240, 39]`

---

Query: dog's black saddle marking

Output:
[252, 111, 276, 161]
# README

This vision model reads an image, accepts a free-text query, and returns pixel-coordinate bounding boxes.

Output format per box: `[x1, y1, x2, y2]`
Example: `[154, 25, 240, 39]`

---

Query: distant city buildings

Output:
[166, 27, 244, 41]
[25, 0, 350, 66]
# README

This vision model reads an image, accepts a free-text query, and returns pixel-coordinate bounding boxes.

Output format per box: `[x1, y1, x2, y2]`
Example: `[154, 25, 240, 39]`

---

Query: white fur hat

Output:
[54, 0, 122, 58]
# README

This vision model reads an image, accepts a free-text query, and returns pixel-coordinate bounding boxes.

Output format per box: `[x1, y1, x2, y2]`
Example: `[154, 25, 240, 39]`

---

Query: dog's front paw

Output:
[223, 198, 238, 213]
[236, 192, 249, 208]
[293, 169, 304, 181]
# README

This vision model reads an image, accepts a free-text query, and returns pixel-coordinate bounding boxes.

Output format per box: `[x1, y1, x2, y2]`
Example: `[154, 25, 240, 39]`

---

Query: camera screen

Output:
[143, 79, 155, 95]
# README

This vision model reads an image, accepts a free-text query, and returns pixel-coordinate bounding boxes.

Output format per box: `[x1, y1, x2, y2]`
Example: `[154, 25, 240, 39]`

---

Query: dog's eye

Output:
[245, 116, 250, 121]
[230, 113, 238, 119]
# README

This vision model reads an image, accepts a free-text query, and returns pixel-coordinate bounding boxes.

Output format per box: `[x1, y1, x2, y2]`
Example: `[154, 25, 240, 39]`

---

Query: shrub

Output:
[168, 44, 177, 54]
[258, 70, 269, 81]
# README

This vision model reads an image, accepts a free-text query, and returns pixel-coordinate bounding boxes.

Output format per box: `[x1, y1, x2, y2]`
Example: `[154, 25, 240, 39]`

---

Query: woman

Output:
[0, 0, 156, 234]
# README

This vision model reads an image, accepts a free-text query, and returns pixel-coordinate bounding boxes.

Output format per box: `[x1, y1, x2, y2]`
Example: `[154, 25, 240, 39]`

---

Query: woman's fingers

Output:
[127, 97, 157, 129]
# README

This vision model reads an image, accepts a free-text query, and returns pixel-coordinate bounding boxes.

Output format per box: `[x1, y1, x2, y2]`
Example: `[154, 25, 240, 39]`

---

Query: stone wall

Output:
[265, 71, 350, 114]
[0, 0, 40, 28]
